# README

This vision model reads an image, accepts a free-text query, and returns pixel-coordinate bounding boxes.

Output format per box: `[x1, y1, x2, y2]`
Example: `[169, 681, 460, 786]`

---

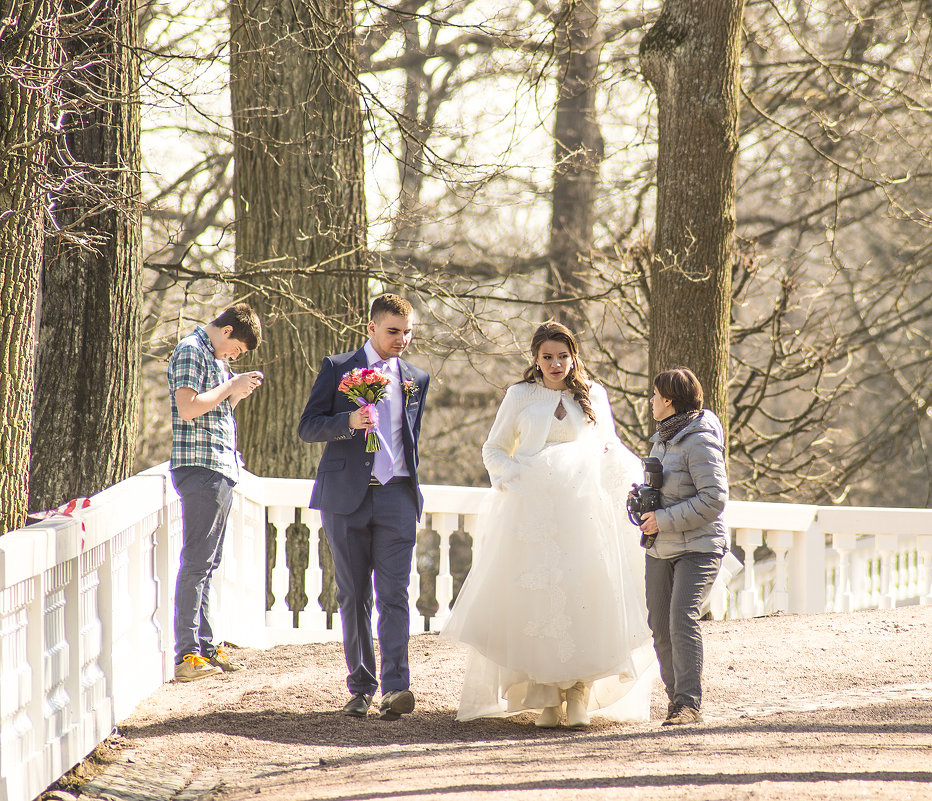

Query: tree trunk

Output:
[390, 15, 428, 253]
[29, 0, 143, 511]
[639, 0, 744, 449]
[230, 0, 368, 479]
[0, 1, 56, 532]
[549, 0, 603, 330]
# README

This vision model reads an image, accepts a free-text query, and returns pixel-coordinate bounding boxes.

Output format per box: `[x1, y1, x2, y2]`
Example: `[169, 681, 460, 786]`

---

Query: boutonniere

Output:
[403, 379, 419, 406]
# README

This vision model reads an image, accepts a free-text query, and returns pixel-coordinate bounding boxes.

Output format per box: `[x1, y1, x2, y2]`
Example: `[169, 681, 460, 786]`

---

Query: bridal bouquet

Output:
[338, 367, 390, 452]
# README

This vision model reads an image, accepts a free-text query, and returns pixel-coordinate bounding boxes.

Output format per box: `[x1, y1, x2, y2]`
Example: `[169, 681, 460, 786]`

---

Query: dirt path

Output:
[56, 606, 932, 801]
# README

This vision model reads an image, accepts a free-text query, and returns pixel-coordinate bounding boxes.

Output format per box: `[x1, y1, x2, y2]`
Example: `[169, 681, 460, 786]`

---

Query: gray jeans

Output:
[171, 466, 235, 664]
[645, 551, 722, 710]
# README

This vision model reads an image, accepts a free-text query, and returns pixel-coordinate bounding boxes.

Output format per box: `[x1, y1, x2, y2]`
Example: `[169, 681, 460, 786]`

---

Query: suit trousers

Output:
[645, 551, 722, 710]
[171, 466, 235, 663]
[323, 480, 418, 696]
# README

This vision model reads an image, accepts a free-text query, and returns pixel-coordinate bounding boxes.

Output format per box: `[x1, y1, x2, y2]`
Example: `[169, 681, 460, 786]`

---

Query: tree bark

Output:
[549, 0, 603, 331]
[29, 0, 143, 511]
[390, 14, 428, 253]
[0, 1, 56, 532]
[230, 0, 368, 479]
[639, 0, 744, 450]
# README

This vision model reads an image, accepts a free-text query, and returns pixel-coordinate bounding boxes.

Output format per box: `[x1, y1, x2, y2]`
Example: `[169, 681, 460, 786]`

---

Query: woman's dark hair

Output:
[653, 367, 704, 414]
[211, 303, 262, 351]
[521, 321, 596, 423]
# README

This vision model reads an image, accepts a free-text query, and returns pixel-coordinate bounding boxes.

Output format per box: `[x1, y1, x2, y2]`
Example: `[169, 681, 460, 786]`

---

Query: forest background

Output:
[1, 0, 931, 536]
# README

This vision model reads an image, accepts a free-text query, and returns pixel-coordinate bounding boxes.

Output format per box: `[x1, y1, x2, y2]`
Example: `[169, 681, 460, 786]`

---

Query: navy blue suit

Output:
[298, 347, 429, 695]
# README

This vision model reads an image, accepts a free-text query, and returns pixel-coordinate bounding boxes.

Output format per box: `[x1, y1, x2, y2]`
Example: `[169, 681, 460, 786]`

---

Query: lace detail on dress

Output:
[517, 537, 574, 662]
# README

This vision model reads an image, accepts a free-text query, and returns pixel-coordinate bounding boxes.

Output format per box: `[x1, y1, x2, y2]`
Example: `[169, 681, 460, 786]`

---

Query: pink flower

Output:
[339, 366, 392, 451]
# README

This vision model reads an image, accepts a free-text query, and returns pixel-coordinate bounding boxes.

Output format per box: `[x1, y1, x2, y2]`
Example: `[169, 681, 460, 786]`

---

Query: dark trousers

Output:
[322, 481, 418, 696]
[171, 466, 235, 664]
[645, 551, 722, 710]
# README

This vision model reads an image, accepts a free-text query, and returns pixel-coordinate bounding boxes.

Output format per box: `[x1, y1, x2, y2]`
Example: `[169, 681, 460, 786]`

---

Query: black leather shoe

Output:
[342, 693, 373, 718]
[379, 689, 415, 721]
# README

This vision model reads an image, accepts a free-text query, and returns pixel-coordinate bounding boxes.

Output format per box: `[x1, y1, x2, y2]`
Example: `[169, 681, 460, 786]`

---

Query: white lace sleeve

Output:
[482, 385, 522, 490]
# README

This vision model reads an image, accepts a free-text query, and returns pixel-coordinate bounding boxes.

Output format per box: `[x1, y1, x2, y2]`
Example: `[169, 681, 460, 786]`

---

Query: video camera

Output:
[626, 456, 663, 549]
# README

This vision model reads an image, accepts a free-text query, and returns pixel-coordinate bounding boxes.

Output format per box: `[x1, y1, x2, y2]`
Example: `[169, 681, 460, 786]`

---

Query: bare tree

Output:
[720, 0, 932, 502]
[549, 0, 604, 330]
[230, 0, 368, 479]
[29, 0, 143, 511]
[0, 0, 57, 531]
[639, 0, 746, 447]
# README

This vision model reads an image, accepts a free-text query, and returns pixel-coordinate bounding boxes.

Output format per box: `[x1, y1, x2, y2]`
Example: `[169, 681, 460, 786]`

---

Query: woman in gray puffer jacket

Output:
[637, 367, 728, 727]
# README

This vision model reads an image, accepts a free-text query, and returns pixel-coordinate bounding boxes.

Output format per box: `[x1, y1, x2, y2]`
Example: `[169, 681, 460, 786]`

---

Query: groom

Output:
[298, 294, 429, 720]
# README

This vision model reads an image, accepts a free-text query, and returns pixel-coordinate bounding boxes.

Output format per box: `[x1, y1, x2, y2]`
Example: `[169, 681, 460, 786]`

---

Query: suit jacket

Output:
[298, 348, 430, 517]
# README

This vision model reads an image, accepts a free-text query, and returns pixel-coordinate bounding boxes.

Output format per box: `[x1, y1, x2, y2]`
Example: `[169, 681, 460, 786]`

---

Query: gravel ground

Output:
[56, 605, 932, 801]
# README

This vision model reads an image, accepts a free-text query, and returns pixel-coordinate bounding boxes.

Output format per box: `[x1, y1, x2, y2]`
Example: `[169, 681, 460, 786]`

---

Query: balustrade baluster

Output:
[906, 545, 919, 600]
[876, 534, 899, 609]
[266, 506, 292, 629]
[736, 528, 762, 618]
[831, 533, 856, 612]
[79, 546, 107, 738]
[431, 514, 458, 630]
[43, 564, 70, 746]
[297, 508, 326, 631]
[765, 530, 793, 613]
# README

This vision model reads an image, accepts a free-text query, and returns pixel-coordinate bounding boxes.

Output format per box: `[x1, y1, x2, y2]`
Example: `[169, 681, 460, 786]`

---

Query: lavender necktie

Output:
[372, 360, 394, 484]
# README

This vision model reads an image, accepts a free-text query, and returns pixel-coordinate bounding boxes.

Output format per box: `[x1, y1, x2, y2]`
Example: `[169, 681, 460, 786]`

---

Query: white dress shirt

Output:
[364, 340, 410, 477]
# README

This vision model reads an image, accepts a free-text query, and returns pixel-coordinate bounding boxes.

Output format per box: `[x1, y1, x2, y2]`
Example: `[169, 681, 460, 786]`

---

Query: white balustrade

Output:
[2, 466, 932, 801]
[832, 532, 857, 612]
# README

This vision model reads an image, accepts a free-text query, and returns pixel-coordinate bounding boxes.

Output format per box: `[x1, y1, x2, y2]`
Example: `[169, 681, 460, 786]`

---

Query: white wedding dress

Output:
[442, 381, 656, 722]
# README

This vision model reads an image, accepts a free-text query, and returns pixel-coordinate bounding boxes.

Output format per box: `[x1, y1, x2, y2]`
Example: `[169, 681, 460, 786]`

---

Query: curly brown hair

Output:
[521, 321, 596, 423]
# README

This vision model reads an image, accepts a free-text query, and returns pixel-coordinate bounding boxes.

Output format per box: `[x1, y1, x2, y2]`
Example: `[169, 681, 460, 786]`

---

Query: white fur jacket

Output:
[482, 380, 641, 491]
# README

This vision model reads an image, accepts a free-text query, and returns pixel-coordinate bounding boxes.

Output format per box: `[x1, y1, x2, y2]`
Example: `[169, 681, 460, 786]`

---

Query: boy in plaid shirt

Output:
[168, 303, 263, 681]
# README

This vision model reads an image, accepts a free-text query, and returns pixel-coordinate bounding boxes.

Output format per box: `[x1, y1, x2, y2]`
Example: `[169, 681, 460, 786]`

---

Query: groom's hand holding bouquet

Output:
[339, 367, 390, 452]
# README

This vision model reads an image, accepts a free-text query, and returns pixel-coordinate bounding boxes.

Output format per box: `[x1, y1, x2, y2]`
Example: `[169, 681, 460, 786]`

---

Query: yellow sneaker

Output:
[174, 653, 221, 682]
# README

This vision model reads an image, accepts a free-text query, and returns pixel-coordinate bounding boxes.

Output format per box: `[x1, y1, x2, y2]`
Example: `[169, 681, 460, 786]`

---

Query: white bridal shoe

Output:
[535, 704, 564, 728]
[565, 682, 591, 728]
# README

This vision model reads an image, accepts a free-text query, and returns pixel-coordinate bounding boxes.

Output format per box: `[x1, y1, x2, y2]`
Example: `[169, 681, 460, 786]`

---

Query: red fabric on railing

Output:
[27, 497, 92, 548]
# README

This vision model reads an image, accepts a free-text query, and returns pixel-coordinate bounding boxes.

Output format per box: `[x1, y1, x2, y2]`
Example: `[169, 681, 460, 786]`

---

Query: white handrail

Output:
[2, 463, 931, 801]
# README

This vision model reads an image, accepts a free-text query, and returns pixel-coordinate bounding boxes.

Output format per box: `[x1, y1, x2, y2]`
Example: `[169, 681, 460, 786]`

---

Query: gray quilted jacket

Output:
[647, 409, 728, 558]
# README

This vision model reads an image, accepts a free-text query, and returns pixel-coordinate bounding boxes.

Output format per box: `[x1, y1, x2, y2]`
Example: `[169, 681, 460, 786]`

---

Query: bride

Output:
[442, 322, 654, 728]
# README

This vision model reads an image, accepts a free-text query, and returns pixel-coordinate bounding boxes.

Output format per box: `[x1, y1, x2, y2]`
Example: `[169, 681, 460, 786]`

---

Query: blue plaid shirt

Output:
[168, 326, 240, 482]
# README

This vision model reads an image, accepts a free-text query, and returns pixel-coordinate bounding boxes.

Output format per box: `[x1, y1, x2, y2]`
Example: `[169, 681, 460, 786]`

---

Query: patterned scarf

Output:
[657, 410, 701, 442]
